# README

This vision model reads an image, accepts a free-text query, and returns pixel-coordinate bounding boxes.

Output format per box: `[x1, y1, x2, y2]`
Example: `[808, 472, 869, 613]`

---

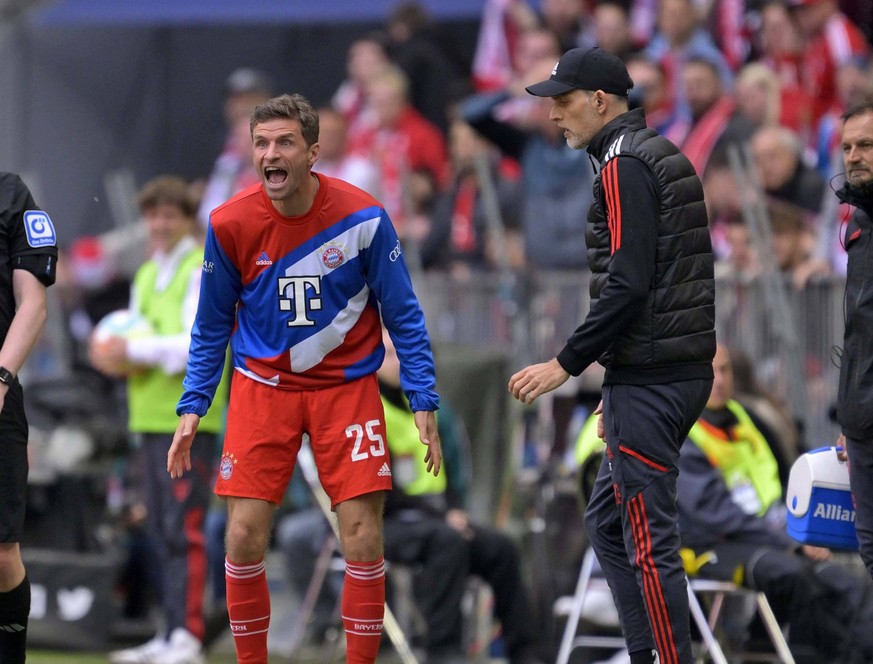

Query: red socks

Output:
[225, 555, 385, 663]
[225, 558, 270, 664]
[342, 557, 386, 664]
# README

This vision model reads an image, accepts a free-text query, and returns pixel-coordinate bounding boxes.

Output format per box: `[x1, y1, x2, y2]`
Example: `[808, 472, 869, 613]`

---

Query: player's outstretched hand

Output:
[168, 413, 201, 478]
[414, 410, 442, 476]
[508, 358, 570, 404]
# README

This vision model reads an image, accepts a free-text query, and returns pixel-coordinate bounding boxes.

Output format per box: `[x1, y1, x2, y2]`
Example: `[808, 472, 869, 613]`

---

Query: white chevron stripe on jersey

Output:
[289, 284, 370, 372]
[285, 214, 380, 276]
[280, 216, 379, 374]
[233, 366, 281, 386]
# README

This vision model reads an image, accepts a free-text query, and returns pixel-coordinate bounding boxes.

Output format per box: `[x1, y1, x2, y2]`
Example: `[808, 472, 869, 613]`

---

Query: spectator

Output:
[733, 63, 782, 131]
[470, 0, 539, 92]
[421, 119, 524, 278]
[755, 0, 813, 138]
[93, 176, 228, 664]
[349, 65, 450, 244]
[729, 346, 801, 478]
[679, 57, 753, 177]
[589, 2, 636, 61]
[677, 343, 873, 664]
[384, 1, 471, 134]
[460, 56, 594, 270]
[312, 106, 379, 196]
[644, 0, 733, 122]
[788, 0, 870, 125]
[750, 125, 826, 215]
[767, 199, 830, 288]
[332, 32, 393, 139]
[197, 67, 273, 228]
[715, 217, 760, 281]
[511, 26, 566, 84]
[537, 0, 591, 52]
[625, 54, 686, 144]
[419, 118, 524, 275]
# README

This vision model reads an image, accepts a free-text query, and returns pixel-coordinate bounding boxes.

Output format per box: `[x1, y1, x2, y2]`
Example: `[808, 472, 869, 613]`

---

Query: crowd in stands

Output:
[40, 0, 873, 662]
[297, 0, 870, 286]
[59, 0, 873, 296]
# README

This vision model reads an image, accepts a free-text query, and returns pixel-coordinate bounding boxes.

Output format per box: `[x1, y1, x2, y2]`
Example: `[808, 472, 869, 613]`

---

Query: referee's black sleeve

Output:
[557, 156, 660, 376]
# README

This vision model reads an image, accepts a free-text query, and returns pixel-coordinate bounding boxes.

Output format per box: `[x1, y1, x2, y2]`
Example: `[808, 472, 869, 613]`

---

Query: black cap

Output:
[526, 47, 634, 98]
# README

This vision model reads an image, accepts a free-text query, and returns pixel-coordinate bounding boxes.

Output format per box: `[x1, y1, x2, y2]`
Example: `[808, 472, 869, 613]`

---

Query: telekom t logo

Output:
[278, 276, 322, 327]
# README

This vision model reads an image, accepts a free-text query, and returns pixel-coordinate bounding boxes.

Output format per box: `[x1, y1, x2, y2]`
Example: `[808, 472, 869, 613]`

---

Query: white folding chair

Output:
[556, 548, 796, 664]
[554, 548, 627, 664]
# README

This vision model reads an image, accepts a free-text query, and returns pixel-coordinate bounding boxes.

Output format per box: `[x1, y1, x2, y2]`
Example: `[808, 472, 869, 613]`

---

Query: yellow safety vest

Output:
[382, 395, 446, 496]
[687, 400, 782, 517]
[129, 248, 228, 433]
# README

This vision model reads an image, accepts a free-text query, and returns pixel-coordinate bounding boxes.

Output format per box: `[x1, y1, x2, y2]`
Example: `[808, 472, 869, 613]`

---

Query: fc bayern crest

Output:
[321, 244, 346, 270]
[219, 453, 236, 480]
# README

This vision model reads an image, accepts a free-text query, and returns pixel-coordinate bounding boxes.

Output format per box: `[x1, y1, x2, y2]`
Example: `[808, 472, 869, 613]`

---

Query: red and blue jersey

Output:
[177, 173, 438, 417]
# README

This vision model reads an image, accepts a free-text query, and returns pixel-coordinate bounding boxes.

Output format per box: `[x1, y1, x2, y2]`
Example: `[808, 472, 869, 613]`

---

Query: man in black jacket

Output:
[835, 101, 873, 581]
[510, 47, 715, 664]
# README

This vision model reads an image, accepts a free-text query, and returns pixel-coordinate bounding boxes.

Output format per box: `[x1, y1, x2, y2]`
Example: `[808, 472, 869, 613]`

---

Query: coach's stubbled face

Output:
[842, 111, 873, 187]
[252, 118, 319, 208]
[549, 89, 601, 149]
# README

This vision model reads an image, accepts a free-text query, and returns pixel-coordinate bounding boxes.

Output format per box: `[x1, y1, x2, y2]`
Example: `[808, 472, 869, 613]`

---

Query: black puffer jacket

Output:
[835, 183, 873, 440]
[557, 109, 715, 385]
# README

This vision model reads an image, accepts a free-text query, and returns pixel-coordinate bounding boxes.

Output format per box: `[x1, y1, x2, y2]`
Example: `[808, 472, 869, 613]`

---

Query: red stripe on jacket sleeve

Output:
[603, 160, 622, 254]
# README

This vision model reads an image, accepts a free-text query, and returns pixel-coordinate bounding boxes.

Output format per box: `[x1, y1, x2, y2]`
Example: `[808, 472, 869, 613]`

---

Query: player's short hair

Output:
[250, 93, 320, 147]
[137, 175, 197, 219]
[843, 100, 873, 123]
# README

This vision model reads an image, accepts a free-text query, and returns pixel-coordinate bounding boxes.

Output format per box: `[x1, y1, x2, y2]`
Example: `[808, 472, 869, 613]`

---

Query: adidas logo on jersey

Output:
[377, 462, 392, 477]
[256, 251, 273, 266]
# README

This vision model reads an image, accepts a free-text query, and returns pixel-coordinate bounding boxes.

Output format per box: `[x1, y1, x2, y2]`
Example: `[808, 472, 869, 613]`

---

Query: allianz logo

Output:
[813, 503, 856, 522]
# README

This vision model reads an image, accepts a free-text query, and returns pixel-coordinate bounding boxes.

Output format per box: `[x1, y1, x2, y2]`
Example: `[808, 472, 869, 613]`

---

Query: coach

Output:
[508, 47, 715, 664]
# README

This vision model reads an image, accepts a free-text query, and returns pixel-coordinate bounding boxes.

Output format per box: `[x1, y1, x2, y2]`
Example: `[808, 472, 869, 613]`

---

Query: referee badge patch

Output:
[23, 210, 57, 248]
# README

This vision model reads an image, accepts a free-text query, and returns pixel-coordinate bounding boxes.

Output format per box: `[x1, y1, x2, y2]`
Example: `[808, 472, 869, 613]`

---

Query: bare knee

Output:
[341, 519, 382, 561]
[337, 492, 384, 562]
[225, 519, 270, 562]
[225, 499, 275, 563]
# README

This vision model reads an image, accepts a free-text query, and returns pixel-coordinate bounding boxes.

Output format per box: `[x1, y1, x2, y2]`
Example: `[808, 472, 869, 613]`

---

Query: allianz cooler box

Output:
[786, 446, 858, 550]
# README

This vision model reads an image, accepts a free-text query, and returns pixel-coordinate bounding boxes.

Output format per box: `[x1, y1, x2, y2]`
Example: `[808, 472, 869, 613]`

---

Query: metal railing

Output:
[414, 270, 845, 448]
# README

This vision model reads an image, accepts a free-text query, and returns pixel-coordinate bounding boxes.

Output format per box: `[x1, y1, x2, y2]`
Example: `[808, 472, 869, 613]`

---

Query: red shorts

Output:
[216, 372, 393, 506]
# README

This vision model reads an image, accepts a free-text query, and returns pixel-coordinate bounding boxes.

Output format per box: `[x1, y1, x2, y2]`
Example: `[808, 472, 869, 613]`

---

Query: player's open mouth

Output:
[265, 167, 288, 185]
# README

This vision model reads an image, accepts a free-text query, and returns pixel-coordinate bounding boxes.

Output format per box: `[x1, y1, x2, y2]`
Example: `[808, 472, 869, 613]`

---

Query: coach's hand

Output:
[509, 358, 570, 404]
[414, 410, 442, 476]
[168, 413, 201, 478]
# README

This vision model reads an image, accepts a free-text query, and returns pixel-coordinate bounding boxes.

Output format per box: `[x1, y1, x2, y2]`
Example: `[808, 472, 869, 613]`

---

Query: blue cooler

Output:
[786, 446, 858, 550]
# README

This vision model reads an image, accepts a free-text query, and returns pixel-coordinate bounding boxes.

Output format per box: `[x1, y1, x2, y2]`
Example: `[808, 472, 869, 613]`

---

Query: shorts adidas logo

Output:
[377, 462, 392, 477]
